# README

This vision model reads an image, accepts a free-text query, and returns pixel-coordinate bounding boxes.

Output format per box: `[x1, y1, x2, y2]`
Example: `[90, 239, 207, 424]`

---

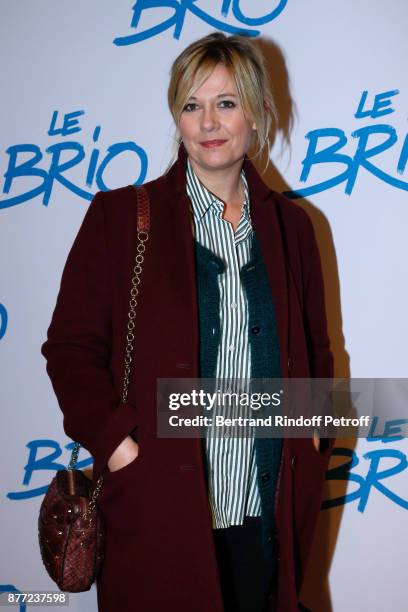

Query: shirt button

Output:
[251, 326, 260, 335]
[230, 303, 237, 309]
[229, 344, 235, 351]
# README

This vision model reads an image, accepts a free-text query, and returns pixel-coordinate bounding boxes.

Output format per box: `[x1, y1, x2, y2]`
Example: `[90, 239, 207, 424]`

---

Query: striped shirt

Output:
[186, 157, 262, 528]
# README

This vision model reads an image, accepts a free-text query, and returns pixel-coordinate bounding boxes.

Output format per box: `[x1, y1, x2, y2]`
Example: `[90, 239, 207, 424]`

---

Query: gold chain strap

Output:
[68, 188, 149, 521]
[121, 229, 149, 404]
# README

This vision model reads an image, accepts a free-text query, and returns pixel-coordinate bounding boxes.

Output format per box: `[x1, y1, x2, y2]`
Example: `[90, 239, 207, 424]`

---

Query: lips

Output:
[200, 140, 227, 148]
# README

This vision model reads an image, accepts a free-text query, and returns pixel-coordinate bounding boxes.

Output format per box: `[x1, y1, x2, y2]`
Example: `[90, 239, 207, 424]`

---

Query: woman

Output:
[41, 32, 333, 612]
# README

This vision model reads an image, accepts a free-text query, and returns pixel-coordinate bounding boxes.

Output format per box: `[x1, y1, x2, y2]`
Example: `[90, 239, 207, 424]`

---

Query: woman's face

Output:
[178, 63, 256, 176]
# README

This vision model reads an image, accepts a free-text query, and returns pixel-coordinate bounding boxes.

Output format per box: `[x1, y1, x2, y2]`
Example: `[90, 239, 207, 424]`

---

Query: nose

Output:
[200, 105, 219, 132]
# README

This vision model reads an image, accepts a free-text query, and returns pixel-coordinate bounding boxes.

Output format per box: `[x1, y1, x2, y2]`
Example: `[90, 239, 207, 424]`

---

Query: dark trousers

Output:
[212, 517, 277, 612]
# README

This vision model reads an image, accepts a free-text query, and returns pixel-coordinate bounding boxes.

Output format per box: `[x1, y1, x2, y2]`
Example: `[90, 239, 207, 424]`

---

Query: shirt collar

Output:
[186, 157, 251, 223]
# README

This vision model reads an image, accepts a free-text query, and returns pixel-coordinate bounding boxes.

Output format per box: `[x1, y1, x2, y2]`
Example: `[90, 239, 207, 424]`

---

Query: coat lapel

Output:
[144, 144, 199, 375]
[243, 158, 289, 375]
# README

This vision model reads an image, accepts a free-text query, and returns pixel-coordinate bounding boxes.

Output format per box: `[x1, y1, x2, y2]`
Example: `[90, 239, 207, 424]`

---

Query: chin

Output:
[202, 159, 239, 172]
[195, 151, 245, 171]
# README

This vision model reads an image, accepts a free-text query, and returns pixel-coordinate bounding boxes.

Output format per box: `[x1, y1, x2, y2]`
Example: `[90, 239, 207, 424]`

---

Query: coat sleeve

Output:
[296, 206, 335, 455]
[41, 191, 138, 478]
[297, 208, 333, 380]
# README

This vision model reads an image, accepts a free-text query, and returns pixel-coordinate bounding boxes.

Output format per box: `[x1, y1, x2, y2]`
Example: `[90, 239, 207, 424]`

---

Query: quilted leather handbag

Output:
[38, 185, 150, 592]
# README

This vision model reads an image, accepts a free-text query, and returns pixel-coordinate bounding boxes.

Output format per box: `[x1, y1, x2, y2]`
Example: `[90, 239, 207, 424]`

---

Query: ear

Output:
[252, 121, 257, 130]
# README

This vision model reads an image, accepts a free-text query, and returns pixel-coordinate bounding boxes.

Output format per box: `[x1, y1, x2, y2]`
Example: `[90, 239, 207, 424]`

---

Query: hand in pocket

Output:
[107, 436, 139, 472]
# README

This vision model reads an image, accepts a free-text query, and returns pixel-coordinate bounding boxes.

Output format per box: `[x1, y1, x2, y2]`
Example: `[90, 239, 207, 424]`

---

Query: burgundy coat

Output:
[41, 144, 333, 612]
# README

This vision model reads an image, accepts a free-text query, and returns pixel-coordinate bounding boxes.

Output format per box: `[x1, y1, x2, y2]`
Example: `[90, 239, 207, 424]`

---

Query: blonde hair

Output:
[167, 32, 277, 170]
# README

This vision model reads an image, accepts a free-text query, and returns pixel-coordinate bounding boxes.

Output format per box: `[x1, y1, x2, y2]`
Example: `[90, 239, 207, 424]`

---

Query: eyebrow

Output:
[188, 93, 238, 100]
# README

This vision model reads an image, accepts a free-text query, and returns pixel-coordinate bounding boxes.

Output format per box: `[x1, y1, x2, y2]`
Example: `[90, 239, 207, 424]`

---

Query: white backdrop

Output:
[1, 1, 407, 610]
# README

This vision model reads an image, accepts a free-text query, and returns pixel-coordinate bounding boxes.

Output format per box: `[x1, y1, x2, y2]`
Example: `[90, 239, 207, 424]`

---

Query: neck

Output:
[189, 157, 244, 206]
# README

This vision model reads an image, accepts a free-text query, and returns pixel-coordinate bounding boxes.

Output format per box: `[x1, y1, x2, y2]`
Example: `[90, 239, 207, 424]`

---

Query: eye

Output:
[219, 100, 236, 109]
[182, 102, 198, 112]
